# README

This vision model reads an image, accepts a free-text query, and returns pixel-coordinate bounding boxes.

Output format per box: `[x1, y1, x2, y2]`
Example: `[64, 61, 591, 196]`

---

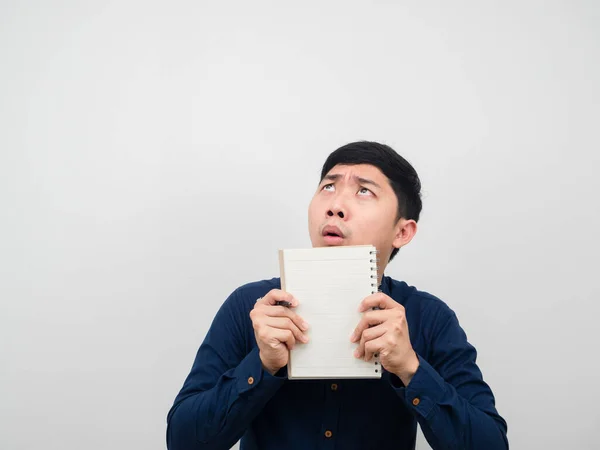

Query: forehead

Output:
[324, 164, 389, 184]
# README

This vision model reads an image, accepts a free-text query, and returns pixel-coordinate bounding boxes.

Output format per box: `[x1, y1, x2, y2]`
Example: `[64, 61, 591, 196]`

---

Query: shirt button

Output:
[324, 430, 333, 438]
[412, 397, 420, 406]
[330, 383, 338, 391]
[247, 377, 255, 385]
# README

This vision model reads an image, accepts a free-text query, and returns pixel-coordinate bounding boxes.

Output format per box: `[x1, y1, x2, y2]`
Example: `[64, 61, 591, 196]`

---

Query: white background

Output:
[1, 1, 599, 449]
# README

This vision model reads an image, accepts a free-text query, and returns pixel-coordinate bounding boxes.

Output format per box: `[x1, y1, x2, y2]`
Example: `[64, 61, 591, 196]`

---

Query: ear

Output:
[392, 218, 418, 250]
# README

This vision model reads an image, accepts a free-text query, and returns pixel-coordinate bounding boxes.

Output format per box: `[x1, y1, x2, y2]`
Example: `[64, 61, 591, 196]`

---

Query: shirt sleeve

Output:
[166, 289, 286, 450]
[389, 311, 509, 450]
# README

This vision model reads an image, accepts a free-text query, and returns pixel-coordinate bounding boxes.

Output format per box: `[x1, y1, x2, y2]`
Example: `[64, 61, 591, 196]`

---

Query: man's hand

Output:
[350, 292, 419, 385]
[250, 290, 310, 375]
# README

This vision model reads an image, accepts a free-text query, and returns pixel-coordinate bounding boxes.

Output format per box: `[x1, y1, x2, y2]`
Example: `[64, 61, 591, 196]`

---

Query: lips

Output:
[322, 225, 344, 238]
[322, 225, 345, 245]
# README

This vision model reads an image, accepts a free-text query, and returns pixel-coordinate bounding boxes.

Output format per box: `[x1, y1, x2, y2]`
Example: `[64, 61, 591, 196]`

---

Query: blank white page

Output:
[279, 245, 382, 379]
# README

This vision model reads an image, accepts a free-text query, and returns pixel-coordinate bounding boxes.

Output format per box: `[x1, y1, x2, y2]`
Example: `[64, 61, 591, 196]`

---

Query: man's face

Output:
[308, 163, 405, 263]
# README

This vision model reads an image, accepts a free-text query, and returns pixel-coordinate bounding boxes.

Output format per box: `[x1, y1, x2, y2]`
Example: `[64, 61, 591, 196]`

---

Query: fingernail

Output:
[350, 331, 357, 342]
[354, 349, 361, 358]
[302, 334, 309, 343]
[301, 321, 309, 331]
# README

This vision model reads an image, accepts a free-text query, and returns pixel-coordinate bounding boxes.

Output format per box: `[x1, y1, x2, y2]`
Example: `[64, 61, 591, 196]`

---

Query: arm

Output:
[166, 290, 286, 450]
[391, 312, 508, 450]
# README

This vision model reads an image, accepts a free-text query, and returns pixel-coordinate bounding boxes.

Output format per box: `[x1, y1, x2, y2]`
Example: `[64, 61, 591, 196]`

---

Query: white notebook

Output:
[278, 245, 382, 379]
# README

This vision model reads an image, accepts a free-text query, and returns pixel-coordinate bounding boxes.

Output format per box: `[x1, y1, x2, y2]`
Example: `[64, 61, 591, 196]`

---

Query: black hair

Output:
[320, 141, 422, 262]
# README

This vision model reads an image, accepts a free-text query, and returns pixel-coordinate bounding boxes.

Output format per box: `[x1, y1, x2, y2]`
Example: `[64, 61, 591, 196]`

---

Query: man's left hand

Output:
[350, 292, 419, 386]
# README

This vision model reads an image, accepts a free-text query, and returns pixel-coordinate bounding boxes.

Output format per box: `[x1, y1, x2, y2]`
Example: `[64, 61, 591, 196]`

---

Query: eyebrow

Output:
[322, 174, 382, 190]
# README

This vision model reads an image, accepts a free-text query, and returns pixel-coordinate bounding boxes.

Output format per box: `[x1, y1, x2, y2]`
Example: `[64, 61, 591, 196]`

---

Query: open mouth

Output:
[322, 225, 345, 244]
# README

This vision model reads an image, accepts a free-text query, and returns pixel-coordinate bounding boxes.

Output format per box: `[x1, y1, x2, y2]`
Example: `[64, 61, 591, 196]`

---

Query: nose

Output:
[327, 205, 345, 219]
[325, 187, 349, 220]
[327, 209, 344, 219]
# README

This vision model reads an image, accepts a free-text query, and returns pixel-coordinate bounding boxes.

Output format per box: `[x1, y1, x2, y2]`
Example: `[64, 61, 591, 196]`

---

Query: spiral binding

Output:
[369, 248, 381, 375]
[369, 249, 378, 290]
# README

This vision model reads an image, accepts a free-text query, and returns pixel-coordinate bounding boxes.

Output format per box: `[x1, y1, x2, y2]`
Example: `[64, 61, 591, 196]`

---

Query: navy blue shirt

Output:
[167, 276, 508, 450]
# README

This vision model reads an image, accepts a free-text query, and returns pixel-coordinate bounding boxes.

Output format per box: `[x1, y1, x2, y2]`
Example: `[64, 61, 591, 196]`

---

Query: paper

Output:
[279, 245, 381, 379]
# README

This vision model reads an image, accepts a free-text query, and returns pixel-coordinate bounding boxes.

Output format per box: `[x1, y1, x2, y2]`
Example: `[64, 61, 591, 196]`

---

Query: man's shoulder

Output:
[217, 278, 282, 319]
[230, 277, 282, 302]
[385, 276, 454, 319]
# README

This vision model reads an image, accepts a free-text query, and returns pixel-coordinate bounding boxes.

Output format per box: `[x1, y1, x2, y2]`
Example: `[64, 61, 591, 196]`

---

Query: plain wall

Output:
[1, 1, 599, 449]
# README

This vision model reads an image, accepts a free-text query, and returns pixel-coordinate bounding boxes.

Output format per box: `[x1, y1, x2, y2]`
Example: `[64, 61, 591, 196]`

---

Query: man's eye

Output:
[323, 184, 335, 191]
[358, 187, 372, 195]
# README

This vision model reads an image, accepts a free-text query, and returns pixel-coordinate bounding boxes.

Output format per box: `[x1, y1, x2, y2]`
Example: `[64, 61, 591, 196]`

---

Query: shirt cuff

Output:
[234, 347, 287, 397]
[389, 354, 447, 419]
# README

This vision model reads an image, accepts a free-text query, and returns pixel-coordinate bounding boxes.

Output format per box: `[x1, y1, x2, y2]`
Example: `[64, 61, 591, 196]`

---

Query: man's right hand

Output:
[249, 289, 310, 375]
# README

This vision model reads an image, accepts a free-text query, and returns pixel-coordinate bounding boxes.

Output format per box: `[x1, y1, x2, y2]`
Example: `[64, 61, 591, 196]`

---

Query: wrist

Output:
[259, 352, 281, 376]
[397, 351, 420, 386]
[262, 364, 278, 376]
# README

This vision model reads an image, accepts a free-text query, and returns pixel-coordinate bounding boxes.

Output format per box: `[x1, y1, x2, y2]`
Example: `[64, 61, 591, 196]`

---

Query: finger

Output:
[259, 289, 298, 307]
[264, 317, 309, 343]
[354, 324, 386, 359]
[364, 337, 386, 362]
[358, 292, 399, 312]
[350, 309, 389, 342]
[269, 327, 296, 350]
[261, 304, 310, 332]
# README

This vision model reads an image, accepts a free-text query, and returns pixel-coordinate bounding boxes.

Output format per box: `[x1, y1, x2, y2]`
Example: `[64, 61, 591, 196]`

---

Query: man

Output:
[166, 141, 508, 449]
